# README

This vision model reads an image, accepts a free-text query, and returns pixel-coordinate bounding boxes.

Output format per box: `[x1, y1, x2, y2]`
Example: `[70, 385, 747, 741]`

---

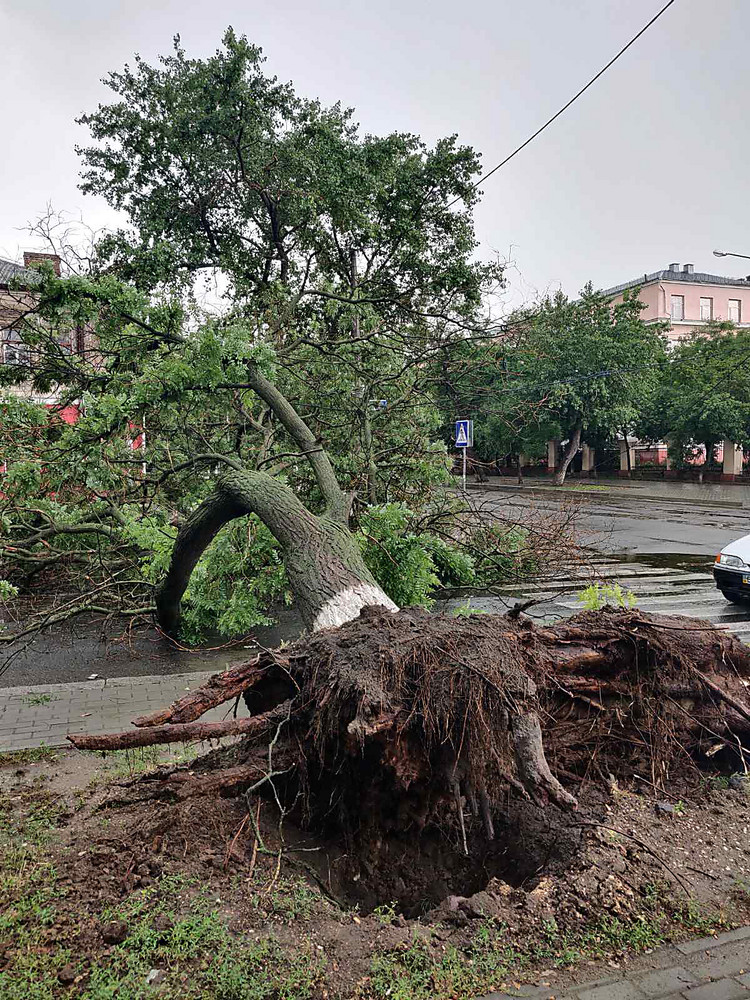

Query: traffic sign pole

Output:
[455, 418, 473, 493]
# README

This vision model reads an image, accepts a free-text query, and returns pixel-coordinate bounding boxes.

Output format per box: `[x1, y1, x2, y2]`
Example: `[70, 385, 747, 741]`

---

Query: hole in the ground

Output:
[326, 799, 587, 918]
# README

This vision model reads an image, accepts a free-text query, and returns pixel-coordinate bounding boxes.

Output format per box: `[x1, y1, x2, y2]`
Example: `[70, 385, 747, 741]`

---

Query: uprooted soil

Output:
[5, 606, 750, 997]
[74, 605, 750, 916]
[1, 748, 749, 999]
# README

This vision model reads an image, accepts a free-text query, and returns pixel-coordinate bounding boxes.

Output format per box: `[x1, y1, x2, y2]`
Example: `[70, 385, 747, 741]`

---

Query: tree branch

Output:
[242, 363, 348, 521]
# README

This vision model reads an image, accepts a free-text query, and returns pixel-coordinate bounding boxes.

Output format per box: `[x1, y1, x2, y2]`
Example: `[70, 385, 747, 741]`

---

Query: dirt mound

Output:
[69, 606, 750, 913]
[4, 751, 748, 1000]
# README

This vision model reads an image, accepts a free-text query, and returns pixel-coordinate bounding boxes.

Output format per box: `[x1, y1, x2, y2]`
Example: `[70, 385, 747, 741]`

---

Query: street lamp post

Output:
[713, 250, 750, 262]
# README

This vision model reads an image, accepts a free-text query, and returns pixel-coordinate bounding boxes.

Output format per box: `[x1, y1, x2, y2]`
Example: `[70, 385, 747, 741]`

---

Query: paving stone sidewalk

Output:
[480, 926, 750, 1000]
[0, 670, 251, 751]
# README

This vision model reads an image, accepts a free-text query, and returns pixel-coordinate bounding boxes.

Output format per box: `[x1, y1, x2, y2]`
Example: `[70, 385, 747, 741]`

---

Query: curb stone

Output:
[475, 927, 750, 1000]
[468, 482, 747, 511]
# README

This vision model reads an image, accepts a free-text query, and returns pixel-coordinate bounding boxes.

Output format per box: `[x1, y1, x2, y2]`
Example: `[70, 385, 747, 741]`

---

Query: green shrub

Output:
[133, 513, 290, 645]
[357, 504, 441, 607]
[578, 581, 637, 610]
[464, 523, 536, 585]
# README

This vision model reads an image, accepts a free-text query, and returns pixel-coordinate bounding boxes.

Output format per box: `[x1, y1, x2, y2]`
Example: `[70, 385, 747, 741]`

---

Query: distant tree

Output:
[640, 321, 750, 468]
[434, 330, 555, 483]
[522, 286, 668, 485]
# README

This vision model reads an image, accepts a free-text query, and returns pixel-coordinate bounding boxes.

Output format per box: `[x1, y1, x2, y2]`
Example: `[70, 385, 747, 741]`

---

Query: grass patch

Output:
[0, 831, 67, 1000]
[21, 693, 55, 706]
[0, 808, 325, 1000]
[0, 788, 67, 845]
[364, 893, 728, 1000]
[0, 745, 60, 768]
[87, 744, 201, 781]
[252, 873, 322, 923]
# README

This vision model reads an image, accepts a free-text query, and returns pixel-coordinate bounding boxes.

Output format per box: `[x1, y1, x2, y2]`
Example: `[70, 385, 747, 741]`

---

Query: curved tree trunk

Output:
[552, 425, 582, 486]
[155, 469, 396, 637]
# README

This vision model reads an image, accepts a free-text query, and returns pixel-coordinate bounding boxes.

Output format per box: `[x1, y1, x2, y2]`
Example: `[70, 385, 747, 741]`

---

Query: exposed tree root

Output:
[102, 748, 297, 806]
[131, 655, 283, 726]
[70, 607, 750, 860]
[69, 702, 292, 751]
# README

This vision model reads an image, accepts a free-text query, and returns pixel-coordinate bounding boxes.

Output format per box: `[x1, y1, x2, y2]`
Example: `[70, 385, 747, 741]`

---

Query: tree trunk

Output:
[552, 426, 582, 486]
[361, 405, 378, 505]
[155, 469, 396, 637]
[516, 453, 523, 486]
[351, 253, 378, 506]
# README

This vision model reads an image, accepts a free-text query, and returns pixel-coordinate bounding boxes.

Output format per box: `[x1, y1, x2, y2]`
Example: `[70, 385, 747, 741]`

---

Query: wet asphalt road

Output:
[445, 483, 750, 639]
[0, 605, 303, 689]
[472, 483, 750, 557]
[440, 552, 750, 644]
[2, 483, 750, 687]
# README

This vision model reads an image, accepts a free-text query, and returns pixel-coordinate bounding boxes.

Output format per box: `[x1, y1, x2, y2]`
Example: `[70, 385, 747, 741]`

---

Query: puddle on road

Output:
[438, 550, 720, 618]
[614, 551, 713, 574]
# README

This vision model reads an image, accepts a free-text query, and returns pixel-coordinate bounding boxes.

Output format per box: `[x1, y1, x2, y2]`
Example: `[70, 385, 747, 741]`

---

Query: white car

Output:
[714, 533, 750, 603]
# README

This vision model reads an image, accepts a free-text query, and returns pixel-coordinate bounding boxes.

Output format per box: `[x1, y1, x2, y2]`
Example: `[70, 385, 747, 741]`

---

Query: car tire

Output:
[720, 590, 748, 605]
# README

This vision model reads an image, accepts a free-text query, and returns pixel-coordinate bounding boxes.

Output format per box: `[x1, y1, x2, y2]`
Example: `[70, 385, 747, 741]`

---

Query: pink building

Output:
[602, 262, 750, 345]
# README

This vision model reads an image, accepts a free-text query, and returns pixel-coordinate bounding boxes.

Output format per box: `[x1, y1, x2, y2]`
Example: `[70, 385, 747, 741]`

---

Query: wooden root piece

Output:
[139, 759, 295, 802]
[131, 654, 283, 727]
[68, 701, 292, 750]
[511, 711, 578, 809]
[104, 747, 297, 806]
[691, 667, 750, 725]
[346, 708, 402, 746]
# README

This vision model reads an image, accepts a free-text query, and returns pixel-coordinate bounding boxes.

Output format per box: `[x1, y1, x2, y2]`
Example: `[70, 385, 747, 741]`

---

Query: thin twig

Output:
[224, 812, 250, 871]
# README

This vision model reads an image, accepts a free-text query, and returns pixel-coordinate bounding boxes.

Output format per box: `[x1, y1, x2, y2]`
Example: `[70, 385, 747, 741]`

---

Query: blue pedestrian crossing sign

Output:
[455, 419, 473, 448]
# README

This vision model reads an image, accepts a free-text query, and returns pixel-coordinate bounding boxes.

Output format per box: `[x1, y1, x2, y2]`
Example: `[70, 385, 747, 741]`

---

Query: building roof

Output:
[0, 257, 40, 288]
[601, 267, 750, 298]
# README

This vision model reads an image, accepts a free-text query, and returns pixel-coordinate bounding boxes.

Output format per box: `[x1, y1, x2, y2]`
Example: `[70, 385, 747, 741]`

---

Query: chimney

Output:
[23, 252, 61, 277]
[669, 262, 680, 272]
[682, 263, 694, 274]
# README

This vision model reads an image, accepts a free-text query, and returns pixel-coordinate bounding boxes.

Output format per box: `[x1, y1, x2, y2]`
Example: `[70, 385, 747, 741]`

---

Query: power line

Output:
[449, 0, 679, 207]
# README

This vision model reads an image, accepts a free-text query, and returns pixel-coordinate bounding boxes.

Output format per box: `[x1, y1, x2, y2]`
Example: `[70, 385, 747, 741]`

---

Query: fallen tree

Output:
[69, 607, 750, 881]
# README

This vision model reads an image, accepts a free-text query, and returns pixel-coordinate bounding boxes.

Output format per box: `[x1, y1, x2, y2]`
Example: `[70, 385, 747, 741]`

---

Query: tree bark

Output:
[132, 655, 276, 727]
[552, 426, 582, 486]
[155, 469, 396, 637]
[68, 702, 292, 750]
[361, 404, 378, 504]
[243, 363, 349, 522]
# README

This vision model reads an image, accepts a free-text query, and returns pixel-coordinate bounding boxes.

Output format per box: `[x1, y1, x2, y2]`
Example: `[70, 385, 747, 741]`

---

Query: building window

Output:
[670, 295, 684, 321]
[729, 299, 742, 323]
[1, 329, 28, 365]
[700, 297, 713, 321]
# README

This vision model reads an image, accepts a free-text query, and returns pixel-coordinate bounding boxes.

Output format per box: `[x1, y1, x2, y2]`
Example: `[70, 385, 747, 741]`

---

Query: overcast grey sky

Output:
[1, 0, 748, 309]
